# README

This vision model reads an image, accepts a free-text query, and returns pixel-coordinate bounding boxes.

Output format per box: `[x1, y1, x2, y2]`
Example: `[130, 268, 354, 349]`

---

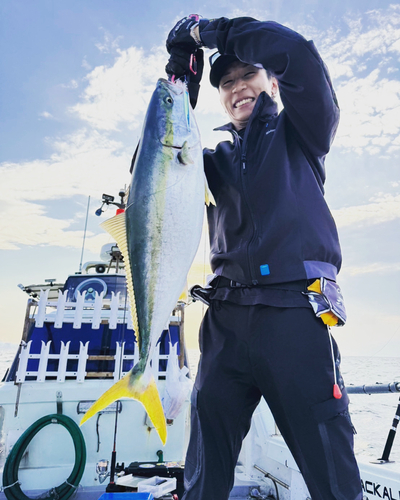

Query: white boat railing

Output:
[15, 340, 169, 384]
[34, 289, 135, 330]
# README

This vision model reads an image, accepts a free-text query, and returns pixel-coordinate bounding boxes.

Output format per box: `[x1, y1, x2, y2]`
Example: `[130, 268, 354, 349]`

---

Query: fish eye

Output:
[165, 96, 173, 104]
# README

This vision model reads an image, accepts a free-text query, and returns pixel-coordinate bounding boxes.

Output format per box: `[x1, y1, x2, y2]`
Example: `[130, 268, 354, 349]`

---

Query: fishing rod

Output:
[347, 381, 400, 464]
[347, 382, 400, 394]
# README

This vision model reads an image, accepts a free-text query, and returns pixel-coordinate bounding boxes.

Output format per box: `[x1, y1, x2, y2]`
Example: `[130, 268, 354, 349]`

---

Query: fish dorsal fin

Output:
[177, 141, 194, 165]
[204, 173, 216, 206]
[101, 212, 139, 346]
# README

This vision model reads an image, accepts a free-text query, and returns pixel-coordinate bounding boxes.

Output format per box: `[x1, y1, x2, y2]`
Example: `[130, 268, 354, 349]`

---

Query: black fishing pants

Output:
[183, 302, 362, 500]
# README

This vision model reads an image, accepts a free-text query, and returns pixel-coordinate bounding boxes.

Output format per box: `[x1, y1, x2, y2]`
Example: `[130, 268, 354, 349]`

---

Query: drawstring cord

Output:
[328, 326, 342, 399]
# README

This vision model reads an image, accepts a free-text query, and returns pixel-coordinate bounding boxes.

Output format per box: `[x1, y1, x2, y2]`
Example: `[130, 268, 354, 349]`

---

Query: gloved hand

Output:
[166, 16, 206, 53]
[165, 46, 203, 79]
[165, 48, 204, 109]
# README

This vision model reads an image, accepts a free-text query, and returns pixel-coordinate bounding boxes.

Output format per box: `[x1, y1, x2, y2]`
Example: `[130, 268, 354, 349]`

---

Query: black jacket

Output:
[201, 18, 341, 286]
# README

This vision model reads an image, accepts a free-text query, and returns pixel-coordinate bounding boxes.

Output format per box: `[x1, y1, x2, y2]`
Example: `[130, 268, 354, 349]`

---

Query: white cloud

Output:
[71, 45, 166, 130]
[69, 41, 226, 139]
[95, 28, 123, 54]
[82, 58, 92, 71]
[343, 262, 400, 276]
[40, 111, 54, 119]
[61, 79, 79, 89]
[0, 196, 109, 252]
[315, 8, 400, 155]
[267, 7, 400, 156]
[0, 129, 131, 251]
[332, 193, 400, 228]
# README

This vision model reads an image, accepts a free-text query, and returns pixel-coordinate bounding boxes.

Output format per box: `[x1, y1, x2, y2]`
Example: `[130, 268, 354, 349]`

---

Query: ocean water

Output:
[1, 344, 399, 462]
[341, 355, 400, 462]
[0, 345, 17, 382]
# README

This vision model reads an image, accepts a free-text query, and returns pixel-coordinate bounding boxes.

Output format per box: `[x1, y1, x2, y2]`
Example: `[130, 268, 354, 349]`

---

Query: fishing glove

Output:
[165, 48, 204, 109]
[166, 16, 209, 53]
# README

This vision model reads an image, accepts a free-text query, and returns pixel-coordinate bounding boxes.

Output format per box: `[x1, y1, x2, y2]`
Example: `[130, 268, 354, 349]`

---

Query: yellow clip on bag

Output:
[304, 278, 346, 327]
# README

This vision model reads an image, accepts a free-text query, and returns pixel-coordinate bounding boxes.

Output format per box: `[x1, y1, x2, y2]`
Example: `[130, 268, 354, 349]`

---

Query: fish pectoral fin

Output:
[80, 371, 167, 445]
[204, 173, 216, 206]
[177, 141, 194, 165]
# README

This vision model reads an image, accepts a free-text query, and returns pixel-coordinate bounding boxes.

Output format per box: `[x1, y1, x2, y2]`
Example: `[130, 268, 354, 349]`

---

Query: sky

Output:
[1, 0, 400, 357]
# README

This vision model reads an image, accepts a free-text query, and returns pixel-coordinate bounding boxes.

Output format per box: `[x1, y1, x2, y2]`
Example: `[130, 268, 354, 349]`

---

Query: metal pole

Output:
[347, 382, 400, 394]
[253, 464, 290, 490]
[79, 196, 91, 273]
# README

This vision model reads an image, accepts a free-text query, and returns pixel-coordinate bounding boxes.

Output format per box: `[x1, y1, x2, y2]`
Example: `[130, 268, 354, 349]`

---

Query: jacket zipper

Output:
[238, 95, 264, 284]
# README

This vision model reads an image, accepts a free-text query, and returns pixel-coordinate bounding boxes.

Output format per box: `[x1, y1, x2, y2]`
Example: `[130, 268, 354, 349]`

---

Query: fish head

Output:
[151, 78, 199, 149]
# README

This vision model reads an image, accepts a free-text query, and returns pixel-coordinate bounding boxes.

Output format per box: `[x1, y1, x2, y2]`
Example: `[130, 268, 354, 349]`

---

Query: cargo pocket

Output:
[184, 385, 203, 493]
[311, 393, 361, 500]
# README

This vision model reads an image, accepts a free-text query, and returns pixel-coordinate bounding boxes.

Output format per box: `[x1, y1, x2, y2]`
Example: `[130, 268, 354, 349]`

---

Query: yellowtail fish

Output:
[80, 79, 212, 445]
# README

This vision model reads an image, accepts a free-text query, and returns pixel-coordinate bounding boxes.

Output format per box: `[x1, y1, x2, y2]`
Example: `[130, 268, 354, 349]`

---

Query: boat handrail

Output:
[347, 382, 400, 394]
[33, 289, 181, 330]
[15, 339, 168, 384]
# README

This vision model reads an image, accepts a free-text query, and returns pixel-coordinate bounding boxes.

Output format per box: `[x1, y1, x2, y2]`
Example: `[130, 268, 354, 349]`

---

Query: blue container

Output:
[98, 493, 154, 500]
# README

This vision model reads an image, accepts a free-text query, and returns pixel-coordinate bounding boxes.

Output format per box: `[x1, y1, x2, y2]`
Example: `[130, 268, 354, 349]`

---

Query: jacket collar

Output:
[213, 92, 278, 133]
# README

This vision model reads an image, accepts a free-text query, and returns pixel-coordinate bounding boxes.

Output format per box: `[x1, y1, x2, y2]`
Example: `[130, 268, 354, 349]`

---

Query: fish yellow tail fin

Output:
[80, 371, 167, 445]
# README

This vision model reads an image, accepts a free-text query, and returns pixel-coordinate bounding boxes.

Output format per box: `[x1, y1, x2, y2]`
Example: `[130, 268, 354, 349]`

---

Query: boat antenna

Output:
[79, 196, 91, 274]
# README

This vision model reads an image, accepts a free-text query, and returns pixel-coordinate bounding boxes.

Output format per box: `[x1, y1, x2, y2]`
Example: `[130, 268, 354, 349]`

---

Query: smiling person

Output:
[217, 59, 278, 129]
[166, 16, 362, 500]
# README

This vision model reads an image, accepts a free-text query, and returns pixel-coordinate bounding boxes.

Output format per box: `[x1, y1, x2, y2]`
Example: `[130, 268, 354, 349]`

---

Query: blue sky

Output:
[1, 1, 400, 357]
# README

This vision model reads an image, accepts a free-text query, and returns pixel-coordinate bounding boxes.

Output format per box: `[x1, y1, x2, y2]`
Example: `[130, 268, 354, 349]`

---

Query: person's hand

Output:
[165, 48, 204, 108]
[165, 46, 202, 79]
[166, 16, 204, 53]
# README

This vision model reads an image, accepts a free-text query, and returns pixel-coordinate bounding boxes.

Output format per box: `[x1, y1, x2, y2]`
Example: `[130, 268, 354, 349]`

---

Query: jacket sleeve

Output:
[200, 17, 339, 157]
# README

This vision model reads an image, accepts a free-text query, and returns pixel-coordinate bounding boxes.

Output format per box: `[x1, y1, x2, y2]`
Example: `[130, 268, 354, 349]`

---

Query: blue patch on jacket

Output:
[260, 264, 270, 276]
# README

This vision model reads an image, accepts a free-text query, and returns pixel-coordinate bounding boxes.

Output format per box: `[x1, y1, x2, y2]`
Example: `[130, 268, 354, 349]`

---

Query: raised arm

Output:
[202, 18, 339, 156]
[167, 16, 339, 157]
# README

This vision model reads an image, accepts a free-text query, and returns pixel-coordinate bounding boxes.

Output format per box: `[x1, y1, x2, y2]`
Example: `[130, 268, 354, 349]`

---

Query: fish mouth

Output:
[158, 78, 185, 95]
